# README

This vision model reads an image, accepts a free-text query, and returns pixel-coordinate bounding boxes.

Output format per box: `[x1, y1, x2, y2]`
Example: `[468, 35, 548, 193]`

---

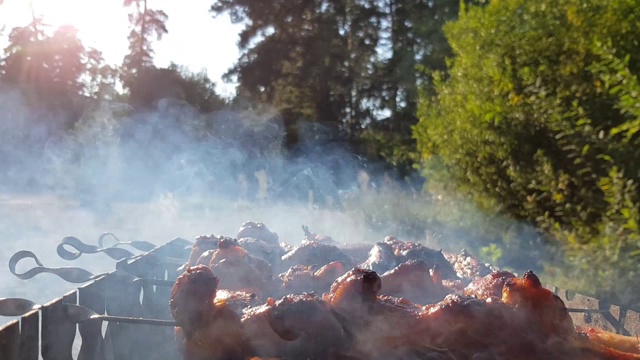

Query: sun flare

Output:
[3, 0, 130, 61]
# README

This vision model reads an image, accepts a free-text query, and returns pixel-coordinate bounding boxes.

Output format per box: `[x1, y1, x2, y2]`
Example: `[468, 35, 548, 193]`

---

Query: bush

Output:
[415, 0, 640, 306]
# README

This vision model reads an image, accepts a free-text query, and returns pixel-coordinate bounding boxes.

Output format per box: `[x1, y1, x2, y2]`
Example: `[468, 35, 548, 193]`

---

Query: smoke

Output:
[0, 86, 411, 303]
[0, 84, 545, 311]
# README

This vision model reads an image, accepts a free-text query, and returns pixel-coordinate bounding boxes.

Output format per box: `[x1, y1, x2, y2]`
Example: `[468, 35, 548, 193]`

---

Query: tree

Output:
[167, 63, 226, 113]
[415, 0, 640, 305]
[211, 0, 465, 172]
[361, 0, 464, 175]
[1, 19, 112, 108]
[211, 0, 387, 146]
[121, 0, 168, 107]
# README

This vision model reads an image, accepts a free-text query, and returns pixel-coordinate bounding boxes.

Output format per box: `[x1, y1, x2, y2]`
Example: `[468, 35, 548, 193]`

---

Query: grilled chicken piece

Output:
[169, 265, 251, 360]
[238, 236, 286, 267]
[242, 293, 351, 359]
[402, 271, 629, 360]
[379, 260, 453, 304]
[577, 326, 640, 354]
[279, 261, 349, 296]
[361, 237, 457, 280]
[314, 261, 349, 291]
[360, 241, 399, 274]
[444, 249, 494, 279]
[208, 238, 273, 297]
[325, 268, 382, 309]
[325, 268, 424, 359]
[214, 289, 263, 317]
[193, 237, 244, 267]
[410, 294, 596, 360]
[237, 221, 279, 244]
[281, 241, 353, 270]
[179, 234, 221, 272]
[464, 270, 516, 300]
[279, 265, 315, 295]
[501, 270, 575, 338]
[392, 242, 458, 280]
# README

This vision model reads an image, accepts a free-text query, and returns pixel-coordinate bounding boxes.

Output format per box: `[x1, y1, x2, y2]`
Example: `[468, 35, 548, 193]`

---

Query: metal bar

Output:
[566, 308, 611, 314]
[85, 315, 176, 327]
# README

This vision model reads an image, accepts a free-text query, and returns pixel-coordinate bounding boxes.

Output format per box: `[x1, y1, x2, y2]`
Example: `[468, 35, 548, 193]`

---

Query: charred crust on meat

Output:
[361, 269, 382, 303]
[523, 270, 542, 288]
[217, 237, 238, 249]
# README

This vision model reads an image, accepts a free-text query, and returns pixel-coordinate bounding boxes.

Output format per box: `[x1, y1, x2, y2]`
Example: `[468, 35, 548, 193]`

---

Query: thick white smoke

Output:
[0, 87, 417, 305]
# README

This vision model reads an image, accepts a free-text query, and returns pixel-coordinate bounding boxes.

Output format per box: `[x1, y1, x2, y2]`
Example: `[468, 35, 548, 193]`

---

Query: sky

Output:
[0, 0, 243, 97]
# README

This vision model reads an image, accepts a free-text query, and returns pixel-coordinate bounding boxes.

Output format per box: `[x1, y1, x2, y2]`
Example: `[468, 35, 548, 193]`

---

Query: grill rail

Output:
[551, 286, 640, 336]
[0, 237, 191, 360]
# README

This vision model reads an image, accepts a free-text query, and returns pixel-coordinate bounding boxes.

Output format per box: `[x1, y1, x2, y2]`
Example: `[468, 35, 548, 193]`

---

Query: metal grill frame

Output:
[0, 237, 192, 360]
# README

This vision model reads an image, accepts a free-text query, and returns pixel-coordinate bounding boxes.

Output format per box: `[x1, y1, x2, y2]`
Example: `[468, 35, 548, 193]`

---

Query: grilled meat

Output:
[281, 241, 353, 270]
[180, 234, 221, 272]
[464, 270, 516, 300]
[314, 261, 349, 291]
[444, 249, 494, 279]
[501, 270, 575, 338]
[324, 268, 424, 359]
[242, 293, 351, 359]
[392, 242, 458, 280]
[577, 326, 640, 354]
[279, 261, 349, 296]
[169, 265, 251, 360]
[338, 243, 372, 265]
[237, 221, 279, 244]
[380, 260, 453, 304]
[209, 239, 273, 297]
[360, 241, 398, 274]
[360, 236, 457, 280]
[171, 222, 640, 360]
[279, 265, 315, 295]
[238, 236, 286, 267]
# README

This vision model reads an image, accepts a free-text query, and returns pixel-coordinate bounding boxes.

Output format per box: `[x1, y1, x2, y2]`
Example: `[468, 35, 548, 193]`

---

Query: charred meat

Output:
[169, 265, 251, 360]
[464, 270, 516, 300]
[171, 222, 640, 360]
[237, 221, 279, 244]
[380, 260, 452, 304]
[281, 241, 353, 270]
[444, 249, 494, 280]
[279, 261, 349, 296]
[242, 293, 351, 359]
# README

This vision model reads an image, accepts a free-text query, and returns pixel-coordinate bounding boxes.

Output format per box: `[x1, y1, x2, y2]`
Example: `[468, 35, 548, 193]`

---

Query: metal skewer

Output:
[0, 298, 177, 326]
[566, 308, 611, 314]
[9, 250, 174, 286]
[57, 234, 156, 261]
[63, 303, 176, 326]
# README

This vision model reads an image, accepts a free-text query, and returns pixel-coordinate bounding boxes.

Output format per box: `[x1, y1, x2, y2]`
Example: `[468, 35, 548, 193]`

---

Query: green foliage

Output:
[211, 0, 462, 163]
[416, 0, 640, 306]
[167, 64, 227, 113]
[480, 243, 503, 267]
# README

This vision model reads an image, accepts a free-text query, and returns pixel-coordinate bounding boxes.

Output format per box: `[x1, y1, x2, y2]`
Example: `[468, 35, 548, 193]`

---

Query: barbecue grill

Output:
[0, 237, 192, 360]
[0, 237, 638, 360]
